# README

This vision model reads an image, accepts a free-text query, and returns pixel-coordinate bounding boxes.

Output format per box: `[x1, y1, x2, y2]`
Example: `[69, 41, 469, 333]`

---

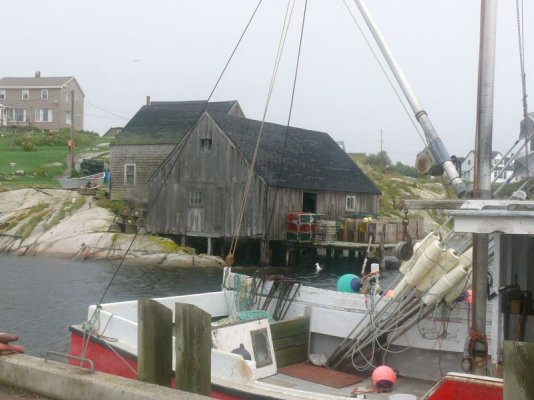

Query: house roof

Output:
[208, 112, 380, 194]
[114, 100, 239, 144]
[0, 76, 75, 88]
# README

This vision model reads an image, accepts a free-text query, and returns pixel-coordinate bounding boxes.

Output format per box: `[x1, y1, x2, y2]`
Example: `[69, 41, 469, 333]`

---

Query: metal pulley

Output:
[395, 210, 413, 261]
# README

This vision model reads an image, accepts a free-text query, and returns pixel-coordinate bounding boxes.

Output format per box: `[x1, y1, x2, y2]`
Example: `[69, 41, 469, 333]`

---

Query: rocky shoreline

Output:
[0, 188, 226, 268]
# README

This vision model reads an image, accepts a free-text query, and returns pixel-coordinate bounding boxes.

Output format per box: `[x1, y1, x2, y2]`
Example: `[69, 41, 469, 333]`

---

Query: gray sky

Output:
[2, 0, 532, 165]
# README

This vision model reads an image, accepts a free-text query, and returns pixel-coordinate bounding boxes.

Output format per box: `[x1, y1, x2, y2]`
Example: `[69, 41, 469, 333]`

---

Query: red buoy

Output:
[372, 365, 397, 390]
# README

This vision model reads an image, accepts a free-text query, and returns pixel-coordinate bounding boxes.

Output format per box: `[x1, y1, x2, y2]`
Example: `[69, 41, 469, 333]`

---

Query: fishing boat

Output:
[57, 171, 105, 189]
[69, 262, 500, 399]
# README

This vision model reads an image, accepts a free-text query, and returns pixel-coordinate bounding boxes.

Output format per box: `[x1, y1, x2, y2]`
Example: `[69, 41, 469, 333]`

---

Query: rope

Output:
[516, 0, 530, 180]
[93, 1, 264, 303]
[227, 0, 297, 264]
[260, 0, 308, 265]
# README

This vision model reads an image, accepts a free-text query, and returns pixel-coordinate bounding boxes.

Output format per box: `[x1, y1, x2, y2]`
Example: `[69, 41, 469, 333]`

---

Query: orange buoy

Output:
[225, 254, 235, 266]
[372, 365, 397, 390]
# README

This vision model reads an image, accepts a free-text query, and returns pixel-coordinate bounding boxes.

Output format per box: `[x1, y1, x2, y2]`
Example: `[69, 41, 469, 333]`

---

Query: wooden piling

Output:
[138, 298, 173, 386]
[504, 340, 534, 400]
[175, 303, 211, 396]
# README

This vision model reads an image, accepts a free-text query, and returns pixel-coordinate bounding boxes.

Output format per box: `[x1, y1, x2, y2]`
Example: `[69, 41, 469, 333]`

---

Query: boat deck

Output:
[261, 372, 434, 399]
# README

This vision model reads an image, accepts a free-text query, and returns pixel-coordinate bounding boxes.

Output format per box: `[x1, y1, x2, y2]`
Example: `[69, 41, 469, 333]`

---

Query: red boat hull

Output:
[69, 327, 245, 400]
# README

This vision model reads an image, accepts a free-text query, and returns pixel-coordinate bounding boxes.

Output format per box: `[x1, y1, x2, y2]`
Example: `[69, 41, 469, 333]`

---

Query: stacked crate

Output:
[286, 213, 321, 242]
[313, 220, 337, 244]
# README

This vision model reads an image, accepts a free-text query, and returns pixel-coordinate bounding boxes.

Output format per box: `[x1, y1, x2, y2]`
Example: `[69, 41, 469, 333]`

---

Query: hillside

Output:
[349, 153, 449, 231]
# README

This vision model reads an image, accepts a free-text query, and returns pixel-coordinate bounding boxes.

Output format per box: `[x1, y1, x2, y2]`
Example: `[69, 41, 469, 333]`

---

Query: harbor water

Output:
[0, 254, 397, 357]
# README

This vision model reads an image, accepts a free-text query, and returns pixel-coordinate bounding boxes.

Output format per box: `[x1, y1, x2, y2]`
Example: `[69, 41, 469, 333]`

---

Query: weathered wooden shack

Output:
[110, 99, 244, 205]
[148, 110, 380, 264]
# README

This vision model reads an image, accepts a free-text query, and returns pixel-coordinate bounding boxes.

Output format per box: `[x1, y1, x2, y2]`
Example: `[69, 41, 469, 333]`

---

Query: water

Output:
[0, 254, 398, 357]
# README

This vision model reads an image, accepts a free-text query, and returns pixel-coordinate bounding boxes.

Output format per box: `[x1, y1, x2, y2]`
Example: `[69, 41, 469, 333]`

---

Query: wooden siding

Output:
[110, 143, 174, 204]
[266, 187, 379, 240]
[148, 113, 380, 240]
[148, 114, 268, 237]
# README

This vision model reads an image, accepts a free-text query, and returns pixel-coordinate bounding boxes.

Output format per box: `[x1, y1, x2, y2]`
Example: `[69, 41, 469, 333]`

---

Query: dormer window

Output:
[200, 138, 212, 152]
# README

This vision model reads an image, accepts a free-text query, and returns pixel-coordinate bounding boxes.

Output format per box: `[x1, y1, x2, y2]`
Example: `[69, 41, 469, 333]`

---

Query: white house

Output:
[461, 150, 516, 184]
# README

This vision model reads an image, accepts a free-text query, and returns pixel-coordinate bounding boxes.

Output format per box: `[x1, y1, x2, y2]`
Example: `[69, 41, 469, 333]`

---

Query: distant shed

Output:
[148, 111, 380, 262]
[109, 99, 243, 205]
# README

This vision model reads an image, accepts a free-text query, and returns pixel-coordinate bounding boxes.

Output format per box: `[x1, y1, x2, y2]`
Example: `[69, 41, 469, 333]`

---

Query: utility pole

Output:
[380, 129, 383, 153]
[70, 89, 75, 172]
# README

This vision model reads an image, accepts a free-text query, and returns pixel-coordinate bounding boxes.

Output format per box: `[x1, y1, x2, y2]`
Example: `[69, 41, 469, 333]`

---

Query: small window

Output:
[467, 160, 471, 165]
[124, 164, 136, 185]
[66, 92, 70, 102]
[0, 89, 5, 100]
[65, 111, 71, 125]
[9, 109, 26, 122]
[22, 90, 29, 100]
[190, 191, 203, 206]
[116, 129, 122, 134]
[200, 138, 212, 152]
[35, 109, 53, 122]
[346, 195, 356, 212]
[41, 89, 48, 100]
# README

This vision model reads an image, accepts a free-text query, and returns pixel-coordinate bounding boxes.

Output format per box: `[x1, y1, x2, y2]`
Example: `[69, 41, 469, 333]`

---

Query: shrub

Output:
[35, 166, 47, 177]
[22, 139, 34, 152]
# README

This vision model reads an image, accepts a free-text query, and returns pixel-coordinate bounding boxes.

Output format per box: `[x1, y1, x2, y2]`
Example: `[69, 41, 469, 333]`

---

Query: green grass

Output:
[0, 131, 112, 189]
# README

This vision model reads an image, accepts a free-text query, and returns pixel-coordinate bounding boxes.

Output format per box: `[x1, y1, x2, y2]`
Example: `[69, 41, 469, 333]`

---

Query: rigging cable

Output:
[93, 0, 265, 307]
[341, 0, 427, 146]
[260, 0, 309, 264]
[227, 0, 299, 264]
[516, 0, 530, 180]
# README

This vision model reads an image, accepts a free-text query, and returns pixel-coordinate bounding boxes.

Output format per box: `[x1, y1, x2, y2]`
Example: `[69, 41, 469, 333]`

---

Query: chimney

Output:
[35, 71, 41, 78]
[146, 96, 151, 106]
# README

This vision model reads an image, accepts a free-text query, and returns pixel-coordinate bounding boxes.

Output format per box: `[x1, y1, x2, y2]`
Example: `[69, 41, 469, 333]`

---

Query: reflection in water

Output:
[0, 255, 397, 357]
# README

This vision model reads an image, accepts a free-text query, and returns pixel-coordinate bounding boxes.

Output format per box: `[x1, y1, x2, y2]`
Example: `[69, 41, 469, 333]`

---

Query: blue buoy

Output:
[337, 274, 361, 293]
[350, 275, 362, 292]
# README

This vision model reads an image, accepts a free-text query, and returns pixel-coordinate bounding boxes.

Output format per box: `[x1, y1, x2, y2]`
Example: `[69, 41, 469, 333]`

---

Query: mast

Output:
[352, 0, 466, 198]
[472, 0, 497, 375]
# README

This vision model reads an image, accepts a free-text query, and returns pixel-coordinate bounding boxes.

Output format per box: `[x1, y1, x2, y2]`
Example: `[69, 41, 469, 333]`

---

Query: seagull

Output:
[315, 263, 323, 272]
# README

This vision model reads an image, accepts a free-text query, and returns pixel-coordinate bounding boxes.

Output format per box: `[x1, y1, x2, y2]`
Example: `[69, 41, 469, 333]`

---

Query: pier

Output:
[0, 354, 207, 400]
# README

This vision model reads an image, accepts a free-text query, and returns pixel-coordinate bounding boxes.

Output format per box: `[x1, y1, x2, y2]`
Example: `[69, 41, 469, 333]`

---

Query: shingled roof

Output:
[208, 112, 380, 194]
[0, 76, 75, 87]
[114, 100, 239, 144]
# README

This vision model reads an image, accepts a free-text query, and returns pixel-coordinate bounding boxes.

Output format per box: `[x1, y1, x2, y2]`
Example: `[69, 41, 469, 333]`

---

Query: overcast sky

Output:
[2, 1, 532, 165]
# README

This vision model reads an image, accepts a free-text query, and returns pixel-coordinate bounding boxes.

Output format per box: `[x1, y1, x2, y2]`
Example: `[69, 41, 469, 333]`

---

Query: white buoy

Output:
[422, 264, 470, 306]
[405, 240, 443, 286]
[415, 248, 459, 293]
[399, 232, 439, 275]
[315, 263, 323, 272]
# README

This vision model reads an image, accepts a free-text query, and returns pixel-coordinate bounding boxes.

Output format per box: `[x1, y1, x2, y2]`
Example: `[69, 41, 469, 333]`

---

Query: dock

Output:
[0, 354, 207, 400]
[282, 240, 398, 266]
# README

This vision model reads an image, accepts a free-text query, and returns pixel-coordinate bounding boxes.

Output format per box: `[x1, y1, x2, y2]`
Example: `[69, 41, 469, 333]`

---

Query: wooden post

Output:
[138, 298, 173, 386]
[207, 237, 212, 256]
[260, 239, 270, 266]
[504, 340, 534, 400]
[175, 303, 211, 396]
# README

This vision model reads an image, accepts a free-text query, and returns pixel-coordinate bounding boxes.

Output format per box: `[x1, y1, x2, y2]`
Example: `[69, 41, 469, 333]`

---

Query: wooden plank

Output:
[138, 298, 173, 386]
[504, 340, 534, 400]
[175, 302, 211, 396]
[274, 344, 308, 368]
[270, 316, 310, 340]
[272, 333, 309, 351]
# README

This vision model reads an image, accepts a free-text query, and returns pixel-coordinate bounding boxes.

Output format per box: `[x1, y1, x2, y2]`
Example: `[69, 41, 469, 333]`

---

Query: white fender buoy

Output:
[405, 240, 443, 286]
[399, 232, 439, 275]
[444, 270, 472, 304]
[416, 248, 459, 293]
[423, 264, 469, 306]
